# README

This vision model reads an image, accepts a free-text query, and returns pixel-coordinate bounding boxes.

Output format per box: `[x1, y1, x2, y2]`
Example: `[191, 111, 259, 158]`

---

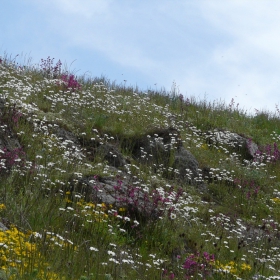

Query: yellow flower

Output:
[215, 260, 237, 274]
[0, 204, 6, 211]
[201, 143, 208, 150]
[86, 202, 95, 208]
[271, 197, 280, 203]
[241, 263, 251, 271]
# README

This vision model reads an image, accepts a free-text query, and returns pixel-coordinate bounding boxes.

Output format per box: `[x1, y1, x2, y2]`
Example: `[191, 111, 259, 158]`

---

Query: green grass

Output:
[0, 53, 280, 279]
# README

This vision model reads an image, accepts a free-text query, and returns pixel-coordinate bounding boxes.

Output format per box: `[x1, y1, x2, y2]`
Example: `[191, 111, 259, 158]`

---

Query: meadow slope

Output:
[0, 55, 280, 279]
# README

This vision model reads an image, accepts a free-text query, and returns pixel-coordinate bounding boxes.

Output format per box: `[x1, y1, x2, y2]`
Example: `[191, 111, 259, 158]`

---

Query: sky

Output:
[1, 0, 280, 115]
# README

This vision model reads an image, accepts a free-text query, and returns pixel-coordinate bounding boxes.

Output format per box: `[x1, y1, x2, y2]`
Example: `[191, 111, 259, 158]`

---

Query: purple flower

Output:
[60, 74, 81, 91]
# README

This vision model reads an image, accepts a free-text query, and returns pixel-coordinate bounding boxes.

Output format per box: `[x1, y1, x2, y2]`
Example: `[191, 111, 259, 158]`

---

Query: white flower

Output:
[170, 213, 176, 220]
[33, 232, 42, 239]
[109, 258, 119, 264]
[89, 247, 99, 252]
[0, 243, 8, 249]
[108, 250, 116, 256]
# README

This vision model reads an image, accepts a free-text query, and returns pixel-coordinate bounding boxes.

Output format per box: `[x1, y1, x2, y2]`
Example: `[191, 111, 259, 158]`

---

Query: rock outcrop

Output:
[70, 174, 161, 222]
[206, 129, 258, 160]
[122, 127, 201, 183]
[0, 98, 260, 224]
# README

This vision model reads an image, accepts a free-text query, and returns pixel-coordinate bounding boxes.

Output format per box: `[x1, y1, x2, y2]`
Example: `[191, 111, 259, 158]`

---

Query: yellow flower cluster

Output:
[76, 201, 109, 222]
[240, 263, 252, 271]
[215, 260, 251, 276]
[271, 197, 280, 203]
[0, 226, 62, 279]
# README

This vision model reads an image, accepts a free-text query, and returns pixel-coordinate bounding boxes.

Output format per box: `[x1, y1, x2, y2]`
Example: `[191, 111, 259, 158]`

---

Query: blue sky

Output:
[2, 0, 280, 115]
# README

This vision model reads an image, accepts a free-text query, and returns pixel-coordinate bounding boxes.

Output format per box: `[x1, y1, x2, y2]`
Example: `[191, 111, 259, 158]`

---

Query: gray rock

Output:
[0, 222, 8, 231]
[96, 144, 127, 168]
[54, 127, 81, 146]
[52, 127, 85, 160]
[173, 146, 199, 182]
[246, 138, 259, 158]
[0, 100, 25, 173]
[0, 98, 6, 111]
[70, 175, 161, 221]
[0, 99, 21, 151]
[129, 128, 202, 185]
[0, 130, 21, 151]
[207, 129, 258, 159]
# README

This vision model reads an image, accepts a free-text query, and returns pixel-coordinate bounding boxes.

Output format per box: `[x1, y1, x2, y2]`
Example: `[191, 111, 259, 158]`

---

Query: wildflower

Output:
[169, 273, 175, 279]
[0, 243, 8, 249]
[133, 220, 139, 226]
[89, 247, 99, 252]
[108, 250, 116, 256]
[0, 204, 6, 211]
[32, 232, 42, 239]
[241, 263, 251, 271]
[109, 258, 119, 264]
[271, 197, 280, 203]
[170, 213, 176, 219]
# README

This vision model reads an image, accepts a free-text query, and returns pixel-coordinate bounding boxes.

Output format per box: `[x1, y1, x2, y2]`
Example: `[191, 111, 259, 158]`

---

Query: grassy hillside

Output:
[0, 54, 280, 279]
